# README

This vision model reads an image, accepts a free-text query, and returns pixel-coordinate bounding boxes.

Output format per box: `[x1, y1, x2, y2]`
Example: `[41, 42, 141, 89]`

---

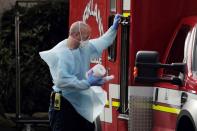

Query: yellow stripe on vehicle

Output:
[152, 105, 180, 114]
[123, 12, 130, 17]
[106, 100, 120, 108]
[112, 101, 120, 107]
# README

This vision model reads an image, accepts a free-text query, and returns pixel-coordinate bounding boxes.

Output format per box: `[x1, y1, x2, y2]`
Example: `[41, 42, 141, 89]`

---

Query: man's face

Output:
[77, 25, 91, 47]
[79, 25, 91, 41]
[69, 22, 92, 49]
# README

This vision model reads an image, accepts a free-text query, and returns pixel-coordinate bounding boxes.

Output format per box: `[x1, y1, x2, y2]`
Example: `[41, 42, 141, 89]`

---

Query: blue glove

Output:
[87, 71, 105, 86]
[112, 14, 121, 30]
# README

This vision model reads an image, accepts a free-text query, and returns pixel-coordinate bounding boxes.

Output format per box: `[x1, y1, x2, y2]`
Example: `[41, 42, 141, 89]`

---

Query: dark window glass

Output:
[164, 24, 191, 76]
[108, 15, 117, 62]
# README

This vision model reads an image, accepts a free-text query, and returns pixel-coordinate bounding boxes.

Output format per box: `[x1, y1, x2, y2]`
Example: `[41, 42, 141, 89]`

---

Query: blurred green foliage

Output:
[0, 0, 69, 115]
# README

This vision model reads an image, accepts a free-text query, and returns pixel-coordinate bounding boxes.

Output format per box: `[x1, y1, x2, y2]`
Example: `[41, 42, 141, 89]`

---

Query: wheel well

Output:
[176, 115, 195, 131]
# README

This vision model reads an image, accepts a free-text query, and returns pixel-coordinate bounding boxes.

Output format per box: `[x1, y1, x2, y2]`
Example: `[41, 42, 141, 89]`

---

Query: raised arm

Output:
[89, 14, 121, 55]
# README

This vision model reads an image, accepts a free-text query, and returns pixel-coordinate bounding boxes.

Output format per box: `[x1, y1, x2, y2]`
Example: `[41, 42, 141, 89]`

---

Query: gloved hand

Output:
[112, 14, 121, 30]
[87, 71, 105, 86]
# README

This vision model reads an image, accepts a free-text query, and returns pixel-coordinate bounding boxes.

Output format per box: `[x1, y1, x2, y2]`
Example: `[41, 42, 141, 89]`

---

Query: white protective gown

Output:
[39, 27, 117, 122]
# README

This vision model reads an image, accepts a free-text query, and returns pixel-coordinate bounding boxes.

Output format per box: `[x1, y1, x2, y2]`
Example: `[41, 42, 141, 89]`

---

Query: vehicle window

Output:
[192, 25, 197, 72]
[186, 26, 196, 76]
[108, 15, 117, 62]
[184, 30, 192, 63]
[123, 0, 130, 11]
[110, 0, 116, 12]
[164, 24, 191, 76]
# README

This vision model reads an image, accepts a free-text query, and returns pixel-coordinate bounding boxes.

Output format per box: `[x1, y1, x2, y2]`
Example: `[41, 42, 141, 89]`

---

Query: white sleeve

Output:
[89, 26, 117, 55]
[54, 58, 90, 90]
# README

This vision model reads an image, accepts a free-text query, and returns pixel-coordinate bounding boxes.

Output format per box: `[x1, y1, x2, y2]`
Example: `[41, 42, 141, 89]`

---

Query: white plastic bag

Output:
[87, 86, 107, 122]
[83, 64, 114, 122]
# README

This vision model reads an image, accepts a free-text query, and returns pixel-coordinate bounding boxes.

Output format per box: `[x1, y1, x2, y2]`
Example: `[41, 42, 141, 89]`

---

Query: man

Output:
[39, 14, 121, 131]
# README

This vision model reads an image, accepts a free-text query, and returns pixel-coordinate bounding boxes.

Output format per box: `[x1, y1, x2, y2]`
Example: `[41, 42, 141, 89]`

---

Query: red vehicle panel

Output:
[69, 0, 197, 130]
